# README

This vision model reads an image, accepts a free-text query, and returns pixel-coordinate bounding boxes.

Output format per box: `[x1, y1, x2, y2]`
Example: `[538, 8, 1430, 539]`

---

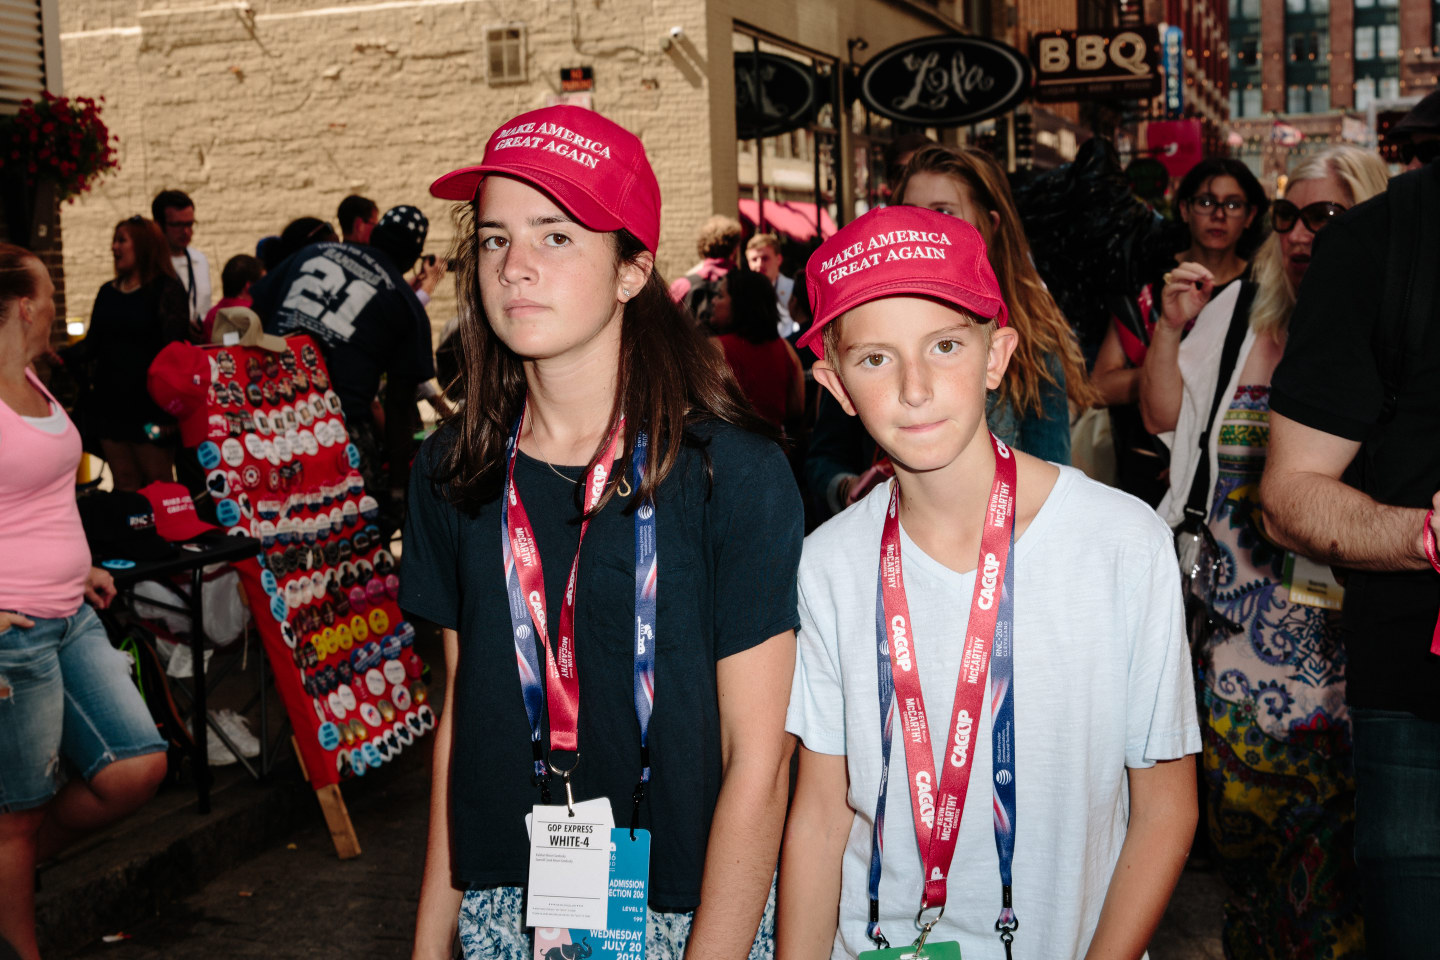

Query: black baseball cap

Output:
[1388, 89, 1440, 141]
[78, 492, 175, 563]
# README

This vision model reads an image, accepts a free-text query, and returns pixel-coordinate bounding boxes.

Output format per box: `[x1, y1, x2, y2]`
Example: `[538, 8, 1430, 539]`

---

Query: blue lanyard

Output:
[499, 411, 657, 821]
[867, 522, 1018, 953]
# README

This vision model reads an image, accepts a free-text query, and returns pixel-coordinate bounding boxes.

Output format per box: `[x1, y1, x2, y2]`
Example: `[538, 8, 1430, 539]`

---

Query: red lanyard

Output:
[1423, 509, 1440, 656]
[880, 433, 1017, 916]
[503, 406, 625, 759]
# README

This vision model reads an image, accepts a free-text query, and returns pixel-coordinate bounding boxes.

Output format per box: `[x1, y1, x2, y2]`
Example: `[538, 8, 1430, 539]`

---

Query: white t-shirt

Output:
[786, 466, 1200, 960]
[172, 247, 212, 328]
[775, 272, 796, 338]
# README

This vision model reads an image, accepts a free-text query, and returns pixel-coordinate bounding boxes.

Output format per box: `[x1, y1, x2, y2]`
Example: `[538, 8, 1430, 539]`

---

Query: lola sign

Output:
[858, 35, 1031, 126]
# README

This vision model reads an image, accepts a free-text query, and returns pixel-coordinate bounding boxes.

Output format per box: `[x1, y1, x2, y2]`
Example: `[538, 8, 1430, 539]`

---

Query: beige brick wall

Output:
[59, 0, 960, 341]
[59, 0, 723, 340]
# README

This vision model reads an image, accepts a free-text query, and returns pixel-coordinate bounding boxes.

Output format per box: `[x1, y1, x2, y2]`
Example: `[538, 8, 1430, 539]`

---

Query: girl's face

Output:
[901, 171, 998, 242]
[112, 227, 136, 277]
[1180, 175, 1255, 256]
[710, 283, 732, 330]
[475, 176, 644, 363]
[1277, 175, 1350, 291]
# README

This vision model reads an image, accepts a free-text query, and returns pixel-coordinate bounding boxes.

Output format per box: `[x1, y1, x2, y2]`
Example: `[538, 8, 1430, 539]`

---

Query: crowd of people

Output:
[1, 91, 1438, 960]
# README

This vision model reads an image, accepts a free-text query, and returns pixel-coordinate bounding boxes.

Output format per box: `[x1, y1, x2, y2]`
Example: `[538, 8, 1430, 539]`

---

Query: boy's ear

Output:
[812, 361, 859, 417]
[985, 326, 1019, 391]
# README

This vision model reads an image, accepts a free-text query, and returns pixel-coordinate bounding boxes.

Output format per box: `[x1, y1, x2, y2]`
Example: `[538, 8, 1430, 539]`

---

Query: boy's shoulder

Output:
[801, 481, 888, 570]
[1040, 466, 1173, 552]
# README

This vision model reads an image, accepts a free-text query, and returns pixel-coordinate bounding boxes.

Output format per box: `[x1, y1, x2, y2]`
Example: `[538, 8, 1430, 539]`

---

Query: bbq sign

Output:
[858, 35, 1031, 127]
[1030, 25, 1161, 101]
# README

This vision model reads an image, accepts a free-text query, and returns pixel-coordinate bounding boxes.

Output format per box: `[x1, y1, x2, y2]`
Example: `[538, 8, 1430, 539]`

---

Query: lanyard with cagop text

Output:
[866, 433, 1019, 959]
[500, 406, 657, 831]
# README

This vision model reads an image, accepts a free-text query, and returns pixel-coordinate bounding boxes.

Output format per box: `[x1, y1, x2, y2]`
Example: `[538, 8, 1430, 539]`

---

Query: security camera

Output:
[669, 25, 685, 39]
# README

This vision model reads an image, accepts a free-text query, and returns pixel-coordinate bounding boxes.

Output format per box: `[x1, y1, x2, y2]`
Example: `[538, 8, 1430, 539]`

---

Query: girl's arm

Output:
[776, 745, 851, 960]
[685, 630, 797, 960]
[1083, 757, 1197, 960]
[411, 627, 464, 960]
[1138, 263, 1213, 435]
[1093, 321, 1139, 408]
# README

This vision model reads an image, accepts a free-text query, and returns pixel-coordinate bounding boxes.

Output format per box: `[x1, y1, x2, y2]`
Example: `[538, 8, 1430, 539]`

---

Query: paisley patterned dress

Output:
[1200, 383, 1365, 959]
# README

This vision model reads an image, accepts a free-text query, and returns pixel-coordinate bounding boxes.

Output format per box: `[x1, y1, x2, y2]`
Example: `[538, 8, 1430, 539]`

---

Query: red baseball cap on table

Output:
[147, 342, 212, 447]
[797, 206, 1009, 359]
[138, 481, 217, 542]
[429, 104, 662, 253]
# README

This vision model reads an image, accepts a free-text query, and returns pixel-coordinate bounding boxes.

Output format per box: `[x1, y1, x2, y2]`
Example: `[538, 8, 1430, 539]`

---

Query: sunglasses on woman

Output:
[1271, 199, 1346, 234]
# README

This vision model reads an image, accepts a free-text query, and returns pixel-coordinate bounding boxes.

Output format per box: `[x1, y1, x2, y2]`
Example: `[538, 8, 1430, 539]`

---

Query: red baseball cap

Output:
[797, 206, 1009, 359]
[147, 342, 213, 447]
[429, 105, 661, 253]
[138, 481, 217, 542]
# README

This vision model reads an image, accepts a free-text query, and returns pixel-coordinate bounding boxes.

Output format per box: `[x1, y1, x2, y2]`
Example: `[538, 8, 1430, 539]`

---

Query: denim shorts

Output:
[0, 605, 166, 813]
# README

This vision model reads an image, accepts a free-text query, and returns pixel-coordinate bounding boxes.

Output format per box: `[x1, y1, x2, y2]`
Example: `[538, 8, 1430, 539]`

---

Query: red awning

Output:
[738, 198, 837, 242]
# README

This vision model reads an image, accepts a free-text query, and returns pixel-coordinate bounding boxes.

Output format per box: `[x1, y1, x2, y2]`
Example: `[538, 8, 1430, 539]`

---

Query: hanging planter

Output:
[0, 92, 119, 248]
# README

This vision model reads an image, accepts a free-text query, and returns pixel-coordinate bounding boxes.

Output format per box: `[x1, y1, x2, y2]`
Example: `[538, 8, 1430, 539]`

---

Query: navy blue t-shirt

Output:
[250, 242, 435, 423]
[399, 419, 803, 909]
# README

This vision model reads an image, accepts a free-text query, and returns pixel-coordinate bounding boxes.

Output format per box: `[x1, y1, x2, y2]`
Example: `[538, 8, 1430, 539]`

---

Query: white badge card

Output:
[1283, 551, 1346, 610]
[532, 828, 651, 960]
[526, 801, 616, 931]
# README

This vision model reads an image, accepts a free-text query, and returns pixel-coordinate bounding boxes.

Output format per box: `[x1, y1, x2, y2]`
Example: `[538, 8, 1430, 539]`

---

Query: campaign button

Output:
[337, 683, 358, 712]
[344, 443, 361, 469]
[237, 492, 254, 519]
[392, 683, 412, 711]
[383, 658, 406, 686]
[221, 437, 244, 467]
[351, 748, 367, 775]
[395, 620, 416, 648]
[327, 691, 347, 721]
[299, 430, 318, 457]
[360, 701, 383, 728]
[216, 499, 241, 527]
[317, 722, 341, 751]
[260, 568, 278, 596]
[197, 442, 221, 470]
[361, 741, 382, 767]
[393, 719, 413, 746]
[301, 517, 317, 545]
[380, 633, 402, 661]
[298, 577, 315, 606]
[259, 520, 276, 547]
[404, 650, 423, 679]
[365, 667, 387, 697]
[405, 711, 424, 737]
[368, 608, 389, 635]
[269, 593, 287, 622]
[253, 410, 272, 435]
[244, 433, 265, 460]
[313, 696, 327, 724]
[205, 469, 230, 499]
[366, 578, 385, 606]
[384, 574, 401, 601]
[374, 734, 392, 763]
[410, 678, 429, 704]
[280, 621, 297, 649]
[350, 615, 369, 644]
[383, 727, 400, 757]
[341, 500, 359, 528]
[417, 704, 436, 730]
[264, 439, 280, 466]
[336, 623, 353, 650]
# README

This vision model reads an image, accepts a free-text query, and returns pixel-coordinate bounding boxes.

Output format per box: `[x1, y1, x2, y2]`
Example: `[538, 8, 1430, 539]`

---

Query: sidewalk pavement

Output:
[39, 621, 1227, 959]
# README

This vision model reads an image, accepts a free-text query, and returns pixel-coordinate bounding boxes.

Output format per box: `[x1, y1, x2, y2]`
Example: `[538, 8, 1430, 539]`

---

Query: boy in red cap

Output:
[778, 206, 1199, 960]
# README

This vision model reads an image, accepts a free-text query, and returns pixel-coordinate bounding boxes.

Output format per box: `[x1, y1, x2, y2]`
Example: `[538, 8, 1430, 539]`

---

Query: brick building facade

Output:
[58, 0, 975, 334]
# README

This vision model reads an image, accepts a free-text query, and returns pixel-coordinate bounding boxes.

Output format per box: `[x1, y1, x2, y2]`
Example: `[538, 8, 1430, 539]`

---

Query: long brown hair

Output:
[433, 200, 773, 514]
[114, 217, 178, 288]
[896, 145, 1099, 415]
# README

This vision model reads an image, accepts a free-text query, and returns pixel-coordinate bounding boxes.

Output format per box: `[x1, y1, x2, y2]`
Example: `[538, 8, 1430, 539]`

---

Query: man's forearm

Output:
[685, 756, 791, 960]
[1260, 468, 1429, 572]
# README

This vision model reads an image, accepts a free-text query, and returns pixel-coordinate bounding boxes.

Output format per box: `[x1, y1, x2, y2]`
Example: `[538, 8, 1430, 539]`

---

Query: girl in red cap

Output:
[402, 106, 802, 959]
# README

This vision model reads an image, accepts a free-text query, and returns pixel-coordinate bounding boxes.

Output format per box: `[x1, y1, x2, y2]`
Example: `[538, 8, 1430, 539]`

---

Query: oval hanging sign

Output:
[858, 35, 1032, 127]
[735, 51, 818, 140]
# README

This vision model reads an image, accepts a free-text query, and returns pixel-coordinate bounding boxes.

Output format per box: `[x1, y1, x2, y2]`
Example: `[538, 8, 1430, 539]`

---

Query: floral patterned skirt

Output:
[457, 877, 776, 960]
[1202, 690, 1365, 959]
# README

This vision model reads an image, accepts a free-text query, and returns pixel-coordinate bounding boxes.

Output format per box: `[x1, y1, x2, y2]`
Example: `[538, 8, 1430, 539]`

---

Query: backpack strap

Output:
[1183, 280, 1260, 523]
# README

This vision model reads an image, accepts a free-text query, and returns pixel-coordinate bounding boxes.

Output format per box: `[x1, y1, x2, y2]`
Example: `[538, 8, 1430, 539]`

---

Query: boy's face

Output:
[813, 296, 1017, 475]
[746, 244, 781, 282]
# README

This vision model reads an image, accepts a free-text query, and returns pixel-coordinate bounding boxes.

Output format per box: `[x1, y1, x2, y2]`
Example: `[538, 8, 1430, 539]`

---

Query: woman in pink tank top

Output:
[0, 245, 167, 960]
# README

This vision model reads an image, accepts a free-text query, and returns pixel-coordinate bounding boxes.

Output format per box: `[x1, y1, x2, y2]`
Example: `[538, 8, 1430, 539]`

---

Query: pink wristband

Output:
[1425, 509, 1440, 576]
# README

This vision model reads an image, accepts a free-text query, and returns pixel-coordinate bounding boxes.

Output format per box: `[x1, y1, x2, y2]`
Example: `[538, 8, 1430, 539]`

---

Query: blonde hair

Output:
[746, 232, 781, 255]
[895, 145, 1100, 415]
[1250, 145, 1389, 340]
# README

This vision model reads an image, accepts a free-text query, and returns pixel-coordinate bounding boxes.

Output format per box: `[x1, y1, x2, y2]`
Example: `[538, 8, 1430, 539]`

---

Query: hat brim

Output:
[178, 410, 210, 447]
[797, 282, 1009, 359]
[155, 512, 217, 543]
[430, 164, 641, 246]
